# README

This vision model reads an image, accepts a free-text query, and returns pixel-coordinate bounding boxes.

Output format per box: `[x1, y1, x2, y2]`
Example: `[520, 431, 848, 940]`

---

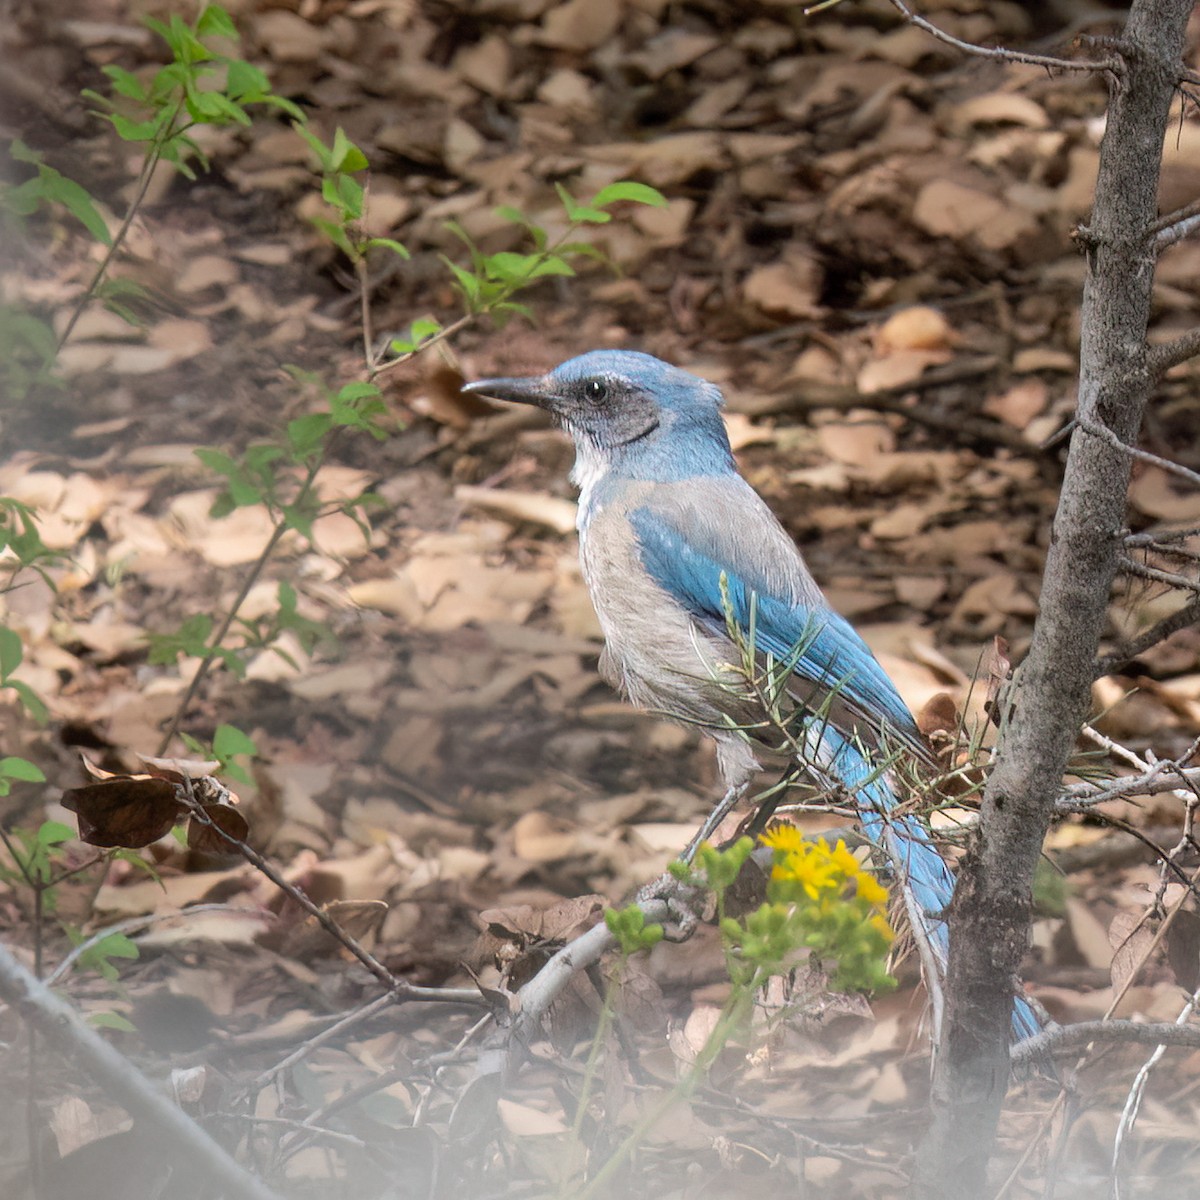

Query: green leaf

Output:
[330, 127, 369, 174]
[8, 681, 48, 725]
[309, 216, 356, 259]
[37, 821, 73, 845]
[336, 381, 383, 403]
[332, 174, 364, 219]
[100, 65, 148, 101]
[7, 139, 39, 165]
[88, 1011, 136, 1032]
[41, 173, 112, 246]
[286, 412, 334, 460]
[590, 181, 668, 209]
[261, 93, 306, 122]
[196, 5, 239, 41]
[364, 237, 410, 258]
[213, 723, 256, 761]
[554, 182, 608, 224]
[294, 121, 334, 171]
[193, 447, 236, 475]
[0, 627, 22, 681]
[529, 255, 574, 278]
[281, 503, 315, 538]
[441, 257, 482, 307]
[0, 757, 45, 783]
[110, 114, 161, 143]
[277, 580, 297, 613]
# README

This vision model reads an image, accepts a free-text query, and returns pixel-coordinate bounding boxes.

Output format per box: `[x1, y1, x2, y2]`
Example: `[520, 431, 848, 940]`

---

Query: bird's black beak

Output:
[461, 374, 553, 409]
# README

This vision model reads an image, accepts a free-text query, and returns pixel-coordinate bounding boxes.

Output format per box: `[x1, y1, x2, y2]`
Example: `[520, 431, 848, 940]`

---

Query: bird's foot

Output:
[634, 870, 706, 942]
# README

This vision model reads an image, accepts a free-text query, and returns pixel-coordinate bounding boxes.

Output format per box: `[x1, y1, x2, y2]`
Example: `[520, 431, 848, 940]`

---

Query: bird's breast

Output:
[577, 504, 733, 721]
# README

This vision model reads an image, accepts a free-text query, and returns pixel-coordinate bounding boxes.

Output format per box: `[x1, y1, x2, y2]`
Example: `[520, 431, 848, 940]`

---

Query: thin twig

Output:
[45, 904, 261, 986]
[884, 0, 1120, 74]
[1150, 196, 1200, 247]
[178, 791, 488, 1010]
[0, 943, 284, 1200]
[1058, 765, 1200, 811]
[741, 363, 1046, 457]
[1118, 556, 1200, 593]
[155, 447, 327, 755]
[1111, 984, 1200, 1196]
[247, 992, 396, 1093]
[56, 101, 188, 351]
[1095, 594, 1200, 676]
[475, 895, 674, 1080]
[355, 255, 375, 372]
[1012, 1019, 1200, 1064]
[1077, 417, 1200, 488]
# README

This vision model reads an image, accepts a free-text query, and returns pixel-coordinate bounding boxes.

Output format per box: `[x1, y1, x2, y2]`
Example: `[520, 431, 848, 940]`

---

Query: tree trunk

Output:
[913, 2, 1195, 1195]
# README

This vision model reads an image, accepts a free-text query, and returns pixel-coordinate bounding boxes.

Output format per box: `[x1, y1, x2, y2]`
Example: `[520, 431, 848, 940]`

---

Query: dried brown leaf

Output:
[61, 777, 183, 848]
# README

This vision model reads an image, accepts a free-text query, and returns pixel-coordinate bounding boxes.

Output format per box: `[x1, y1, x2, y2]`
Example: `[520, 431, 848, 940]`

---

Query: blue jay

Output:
[464, 349, 1040, 1043]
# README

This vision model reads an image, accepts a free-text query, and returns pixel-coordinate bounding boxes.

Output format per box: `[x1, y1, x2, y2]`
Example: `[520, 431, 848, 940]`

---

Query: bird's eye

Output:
[584, 379, 609, 404]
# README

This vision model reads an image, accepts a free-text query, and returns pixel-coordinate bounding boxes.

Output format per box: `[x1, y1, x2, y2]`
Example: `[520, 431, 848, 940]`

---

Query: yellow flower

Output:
[777, 847, 837, 900]
[869, 913, 896, 943]
[760, 824, 804, 854]
[830, 839, 861, 878]
[854, 871, 888, 908]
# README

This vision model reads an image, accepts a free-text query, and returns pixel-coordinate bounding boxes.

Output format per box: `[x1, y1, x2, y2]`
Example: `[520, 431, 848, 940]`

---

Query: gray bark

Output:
[913, 2, 1196, 1195]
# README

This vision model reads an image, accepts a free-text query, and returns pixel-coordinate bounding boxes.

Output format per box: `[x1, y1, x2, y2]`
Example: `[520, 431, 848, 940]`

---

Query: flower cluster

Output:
[720, 825, 896, 995]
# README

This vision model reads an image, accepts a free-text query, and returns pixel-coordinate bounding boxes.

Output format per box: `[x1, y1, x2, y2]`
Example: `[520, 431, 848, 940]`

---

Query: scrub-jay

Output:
[464, 349, 1039, 1043]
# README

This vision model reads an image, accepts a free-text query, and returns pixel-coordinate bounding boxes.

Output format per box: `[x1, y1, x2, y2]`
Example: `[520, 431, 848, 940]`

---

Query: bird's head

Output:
[462, 350, 733, 477]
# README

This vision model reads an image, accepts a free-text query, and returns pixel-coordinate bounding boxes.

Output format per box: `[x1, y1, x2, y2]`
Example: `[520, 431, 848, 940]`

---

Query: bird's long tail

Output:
[815, 727, 1041, 1045]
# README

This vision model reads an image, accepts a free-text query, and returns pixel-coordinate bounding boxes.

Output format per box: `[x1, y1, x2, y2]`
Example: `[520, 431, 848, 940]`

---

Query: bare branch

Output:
[1118, 556, 1200, 593]
[1095, 594, 1200, 676]
[1058, 765, 1200, 811]
[1148, 327, 1200, 377]
[0, 944, 285, 1200]
[179, 791, 489, 1011]
[1151, 196, 1200, 250]
[473, 893, 675, 1081]
[884, 0, 1121, 74]
[1077, 418, 1200, 488]
[1011, 1019, 1200, 1065]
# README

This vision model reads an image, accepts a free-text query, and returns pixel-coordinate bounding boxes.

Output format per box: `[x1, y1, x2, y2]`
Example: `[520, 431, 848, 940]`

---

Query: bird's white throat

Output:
[569, 439, 608, 529]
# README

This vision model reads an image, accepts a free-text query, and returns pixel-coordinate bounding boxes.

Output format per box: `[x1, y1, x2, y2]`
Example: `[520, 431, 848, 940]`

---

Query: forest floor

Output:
[3, 0, 1200, 1197]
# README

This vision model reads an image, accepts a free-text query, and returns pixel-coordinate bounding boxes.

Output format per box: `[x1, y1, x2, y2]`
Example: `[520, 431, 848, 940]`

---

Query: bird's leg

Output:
[681, 780, 749, 864]
[741, 763, 803, 842]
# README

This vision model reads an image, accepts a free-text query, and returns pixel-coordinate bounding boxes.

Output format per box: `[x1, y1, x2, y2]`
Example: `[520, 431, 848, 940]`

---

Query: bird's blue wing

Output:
[628, 505, 921, 744]
[628, 502, 1043, 1046]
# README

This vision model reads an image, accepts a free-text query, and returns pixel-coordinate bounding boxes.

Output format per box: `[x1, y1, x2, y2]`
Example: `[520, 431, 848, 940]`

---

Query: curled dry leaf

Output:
[1109, 909, 1156, 994]
[186, 802, 250, 853]
[61, 777, 183, 848]
[984, 635, 1012, 727]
